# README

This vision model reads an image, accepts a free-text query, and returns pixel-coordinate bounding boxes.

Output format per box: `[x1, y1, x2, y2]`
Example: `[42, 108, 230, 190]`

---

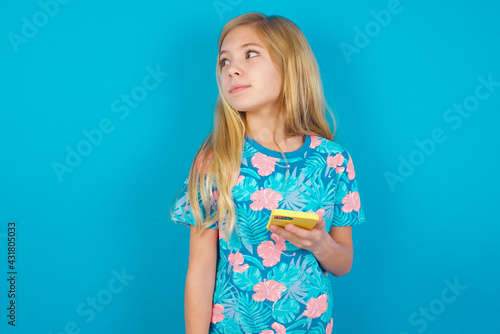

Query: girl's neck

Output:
[247, 131, 305, 153]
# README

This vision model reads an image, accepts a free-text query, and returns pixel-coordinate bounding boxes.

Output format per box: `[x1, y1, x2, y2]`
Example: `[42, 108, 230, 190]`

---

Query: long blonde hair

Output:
[171, 12, 337, 244]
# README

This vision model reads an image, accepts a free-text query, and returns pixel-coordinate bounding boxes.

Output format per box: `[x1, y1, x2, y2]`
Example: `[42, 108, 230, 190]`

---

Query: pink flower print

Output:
[236, 175, 245, 185]
[228, 252, 249, 273]
[302, 294, 328, 318]
[257, 233, 287, 267]
[327, 153, 345, 174]
[252, 153, 281, 176]
[253, 279, 287, 302]
[213, 190, 218, 202]
[271, 322, 287, 334]
[341, 191, 361, 212]
[250, 188, 283, 211]
[211, 303, 224, 324]
[308, 208, 325, 225]
[218, 228, 224, 240]
[326, 318, 333, 334]
[327, 153, 343, 167]
[346, 156, 355, 180]
[196, 150, 214, 173]
[260, 322, 287, 334]
[310, 135, 321, 149]
[211, 190, 218, 211]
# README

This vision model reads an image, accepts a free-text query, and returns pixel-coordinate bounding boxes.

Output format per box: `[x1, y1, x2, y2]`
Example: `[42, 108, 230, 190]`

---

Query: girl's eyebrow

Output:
[219, 42, 263, 56]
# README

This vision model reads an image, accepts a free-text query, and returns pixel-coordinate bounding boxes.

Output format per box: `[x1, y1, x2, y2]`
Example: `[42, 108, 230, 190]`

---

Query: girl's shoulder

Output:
[307, 133, 351, 156]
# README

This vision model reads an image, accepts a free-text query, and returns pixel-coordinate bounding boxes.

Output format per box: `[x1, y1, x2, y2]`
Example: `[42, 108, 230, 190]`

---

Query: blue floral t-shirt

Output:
[172, 134, 366, 334]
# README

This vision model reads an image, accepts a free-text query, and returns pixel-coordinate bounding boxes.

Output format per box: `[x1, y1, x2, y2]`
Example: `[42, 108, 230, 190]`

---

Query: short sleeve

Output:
[330, 146, 366, 227]
[171, 177, 218, 229]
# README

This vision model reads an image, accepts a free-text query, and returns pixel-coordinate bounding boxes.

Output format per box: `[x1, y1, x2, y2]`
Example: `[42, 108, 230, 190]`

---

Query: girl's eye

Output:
[246, 49, 259, 58]
[220, 49, 259, 68]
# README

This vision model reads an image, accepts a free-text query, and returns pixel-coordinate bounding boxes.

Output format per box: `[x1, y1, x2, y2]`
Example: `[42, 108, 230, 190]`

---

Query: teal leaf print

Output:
[271, 298, 300, 323]
[339, 166, 351, 183]
[218, 318, 243, 334]
[334, 177, 347, 204]
[300, 153, 326, 181]
[235, 292, 272, 333]
[242, 242, 254, 255]
[244, 255, 265, 271]
[210, 325, 223, 334]
[280, 254, 315, 302]
[220, 225, 242, 251]
[325, 140, 342, 153]
[316, 139, 342, 155]
[300, 177, 336, 212]
[223, 318, 243, 334]
[333, 205, 361, 226]
[284, 240, 300, 252]
[230, 231, 243, 250]
[236, 205, 269, 245]
[233, 176, 259, 202]
[240, 167, 261, 180]
[297, 255, 326, 299]
[264, 172, 299, 194]
[281, 174, 300, 194]
[280, 189, 307, 211]
[218, 293, 242, 320]
[285, 318, 312, 332]
[320, 300, 333, 323]
[301, 271, 324, 299]
[243, 142, 259, 158]
[264, 171, 285, 192]
[216, 256, 229, 283]
[288, 253, 307, 270]
[267, 262, 302, 288]
[232, 266, 262, 291]
[308, 325, 328, 334]
[214, 268, 239, 303]
[281, 278, 308, 304]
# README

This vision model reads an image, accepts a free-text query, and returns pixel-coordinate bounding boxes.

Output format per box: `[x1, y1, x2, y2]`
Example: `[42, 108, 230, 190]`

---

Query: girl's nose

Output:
[228, 62, 241, 77]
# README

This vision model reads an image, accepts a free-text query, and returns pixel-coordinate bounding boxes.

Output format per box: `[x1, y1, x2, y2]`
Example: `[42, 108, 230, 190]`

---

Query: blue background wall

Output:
[1, 1, 498, 333]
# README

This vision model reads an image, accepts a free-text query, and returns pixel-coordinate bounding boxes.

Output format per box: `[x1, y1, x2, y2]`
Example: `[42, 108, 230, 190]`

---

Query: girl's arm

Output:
[270, 221, 354, 276]
[312, 225, 353, 277]
[184, 226, 218, 334]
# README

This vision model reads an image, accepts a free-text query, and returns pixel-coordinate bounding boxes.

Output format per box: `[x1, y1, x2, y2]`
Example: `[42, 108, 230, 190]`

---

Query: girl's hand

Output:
[269, 217, 329, 253]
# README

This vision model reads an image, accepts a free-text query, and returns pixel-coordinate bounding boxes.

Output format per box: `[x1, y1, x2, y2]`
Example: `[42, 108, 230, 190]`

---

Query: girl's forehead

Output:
[220, 26, 263, 51]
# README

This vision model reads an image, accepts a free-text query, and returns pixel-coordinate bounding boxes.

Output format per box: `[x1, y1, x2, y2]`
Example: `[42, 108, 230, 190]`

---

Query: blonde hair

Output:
[171, 12, 337, 244]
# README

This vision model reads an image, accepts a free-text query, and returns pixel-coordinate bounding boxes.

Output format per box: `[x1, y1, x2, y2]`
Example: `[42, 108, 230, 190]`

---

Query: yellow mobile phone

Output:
[267, 209, 319, 230]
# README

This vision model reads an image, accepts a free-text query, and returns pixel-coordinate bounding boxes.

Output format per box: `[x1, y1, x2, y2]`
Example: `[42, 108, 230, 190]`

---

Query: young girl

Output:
[171, 12, 366, 334]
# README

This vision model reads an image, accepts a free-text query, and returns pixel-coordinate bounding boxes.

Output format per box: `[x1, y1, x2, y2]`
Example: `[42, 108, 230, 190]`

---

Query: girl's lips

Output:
[230, 85, 249, 93]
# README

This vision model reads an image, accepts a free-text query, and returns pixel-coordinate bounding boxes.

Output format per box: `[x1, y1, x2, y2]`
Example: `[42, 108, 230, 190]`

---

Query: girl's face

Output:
[219, 25, 282, 115]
